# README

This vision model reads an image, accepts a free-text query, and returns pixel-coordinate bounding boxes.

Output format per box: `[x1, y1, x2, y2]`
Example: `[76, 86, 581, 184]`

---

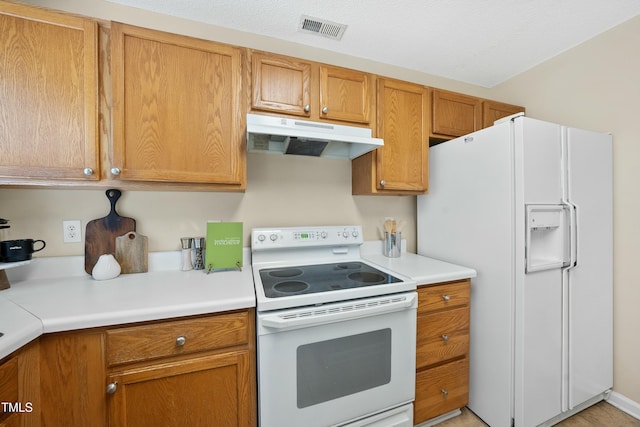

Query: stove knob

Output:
[342, 231, 349, 238]
[257, 234, 266, 242]
[352, 230, 359, 238]
[320, 231, 328, 239]
[270, 234, 278, 242]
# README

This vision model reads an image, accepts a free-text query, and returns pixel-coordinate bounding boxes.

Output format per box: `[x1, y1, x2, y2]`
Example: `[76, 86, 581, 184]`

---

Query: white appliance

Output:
[247, 113, 383, 159]
[417, 115, 613, 427]
[251, 226, 417, 427]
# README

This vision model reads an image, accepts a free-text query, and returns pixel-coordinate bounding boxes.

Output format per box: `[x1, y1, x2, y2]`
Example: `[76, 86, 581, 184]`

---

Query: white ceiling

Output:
[104, 0, 640, 87]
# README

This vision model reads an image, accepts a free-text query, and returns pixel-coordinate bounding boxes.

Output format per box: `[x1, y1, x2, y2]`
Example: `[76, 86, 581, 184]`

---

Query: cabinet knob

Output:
[304, 104, 311, 113]
[380, 179, 386, 187]
[322, 106, 329, 114]
[110, 167, 121, 176]
[106, 382, 118, 394]
[441, 388, 449, 397]
[441, 334, 450, 343]
[176, 336, 186, 346]
[442, 295, 451, 302]
[83, 167, 94, 176]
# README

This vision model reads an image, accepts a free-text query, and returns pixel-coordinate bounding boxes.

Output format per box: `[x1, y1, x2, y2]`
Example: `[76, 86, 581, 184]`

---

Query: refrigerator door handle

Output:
[562, 200, 578, 269]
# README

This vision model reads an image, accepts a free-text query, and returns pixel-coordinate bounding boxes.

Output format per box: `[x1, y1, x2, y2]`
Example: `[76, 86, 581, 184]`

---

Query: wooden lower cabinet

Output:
[107, 351, 253, 427]
[0, 341, 40, 427]
[39, 329, 108, 426]
[415, 357, 469, 422]
[36, 309, 256, 427]
[414, 279, 470, 424]
[105, 310, 256, 427]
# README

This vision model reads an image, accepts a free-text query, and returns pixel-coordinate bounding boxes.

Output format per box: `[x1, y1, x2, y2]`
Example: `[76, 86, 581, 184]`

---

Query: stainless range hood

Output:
[247, 113, 383, 159]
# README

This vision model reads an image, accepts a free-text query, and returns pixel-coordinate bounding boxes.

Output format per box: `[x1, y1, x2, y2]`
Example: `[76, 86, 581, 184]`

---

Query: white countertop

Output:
[1, 250, 255, 359]
[361, 241, 477, 285]
[0, 296, 42, 358]
[1, 243, 476, 361]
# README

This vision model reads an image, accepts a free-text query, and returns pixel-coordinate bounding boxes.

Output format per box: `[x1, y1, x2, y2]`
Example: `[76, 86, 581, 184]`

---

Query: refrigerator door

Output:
[513, 118, 564, 427]
[418, 122, 515, 427]
[564, 127, 613, 409]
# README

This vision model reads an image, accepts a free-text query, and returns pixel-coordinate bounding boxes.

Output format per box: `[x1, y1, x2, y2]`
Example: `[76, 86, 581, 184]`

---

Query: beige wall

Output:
[3, 0, 638, 406]
[491, 15, 640, 405]
[2, 0, 499, 255]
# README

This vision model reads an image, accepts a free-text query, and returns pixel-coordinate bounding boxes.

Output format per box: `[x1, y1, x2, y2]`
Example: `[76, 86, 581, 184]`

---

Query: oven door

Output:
[257, 292, 417, 427]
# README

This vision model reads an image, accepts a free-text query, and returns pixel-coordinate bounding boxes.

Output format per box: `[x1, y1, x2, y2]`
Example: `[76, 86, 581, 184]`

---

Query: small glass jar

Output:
[180, 237, 193, 271]
[193, 237, 205, 270]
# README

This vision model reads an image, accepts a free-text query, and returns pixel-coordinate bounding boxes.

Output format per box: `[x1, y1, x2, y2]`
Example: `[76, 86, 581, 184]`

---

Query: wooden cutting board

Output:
[84, 189, 136, 274]
[115, 231, 148, 274]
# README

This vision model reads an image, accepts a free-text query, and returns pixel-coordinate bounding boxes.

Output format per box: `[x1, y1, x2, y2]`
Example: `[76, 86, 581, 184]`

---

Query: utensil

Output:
[84, 189, 136, 274]
[384, 218, 397, 233]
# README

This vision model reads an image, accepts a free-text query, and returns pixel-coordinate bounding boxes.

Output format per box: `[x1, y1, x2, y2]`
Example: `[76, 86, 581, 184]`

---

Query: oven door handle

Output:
[260, 293, 417, 331]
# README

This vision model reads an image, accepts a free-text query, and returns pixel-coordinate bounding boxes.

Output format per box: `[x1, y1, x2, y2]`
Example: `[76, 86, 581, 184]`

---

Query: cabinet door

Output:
[431, 89, 482, 138]
[319, 65, 372, 124]
[482, 100, 525, 128]
[107, 351, 255, 427]
[39, 331, 106, 426]
[0, 2, 99, 181]
[111, 22, 245, 186]
[251, 52, 311, 117]
[376, 78, 429, 192]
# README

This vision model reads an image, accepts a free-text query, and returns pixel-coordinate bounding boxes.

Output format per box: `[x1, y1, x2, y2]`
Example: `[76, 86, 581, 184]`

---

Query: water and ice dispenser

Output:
[525, 205, 571, 273]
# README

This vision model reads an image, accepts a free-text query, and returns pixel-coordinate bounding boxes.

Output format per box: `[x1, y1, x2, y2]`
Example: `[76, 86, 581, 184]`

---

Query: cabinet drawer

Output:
[418, 280, 469, 314]
[107, 311, 250, 366]
[0, 358, 18, 420]
[415, 357, 469, 424]
[417, 306, 469, 368]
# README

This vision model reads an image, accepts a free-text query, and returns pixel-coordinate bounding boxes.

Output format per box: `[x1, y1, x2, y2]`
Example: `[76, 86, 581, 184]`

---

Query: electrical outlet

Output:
[63, 220, 82, 243]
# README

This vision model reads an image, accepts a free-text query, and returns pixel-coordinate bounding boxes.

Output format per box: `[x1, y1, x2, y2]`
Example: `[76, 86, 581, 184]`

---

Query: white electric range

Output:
[251, 225, 417, 427]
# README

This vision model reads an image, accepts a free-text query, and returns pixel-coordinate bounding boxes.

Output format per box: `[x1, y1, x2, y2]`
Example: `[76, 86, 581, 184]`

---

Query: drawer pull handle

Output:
[442, 295, 451, 302]
[441, 388, 449, 396]
[441, 334, 449, 343]
[106, 382, 118, 395]
[176, 336, 186, 346]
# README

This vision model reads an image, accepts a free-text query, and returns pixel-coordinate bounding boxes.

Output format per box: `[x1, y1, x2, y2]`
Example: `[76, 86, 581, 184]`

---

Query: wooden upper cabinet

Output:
[111, 22, 245, 188]
[250, 51, 374, 126]
[0, 1, 99, 181]
[319, 65, 372, 124]
[251, 51, 311, 117]
[430, 89, 482, 139]
[352, 78, 428, 195]
[482, 100, 525, 128]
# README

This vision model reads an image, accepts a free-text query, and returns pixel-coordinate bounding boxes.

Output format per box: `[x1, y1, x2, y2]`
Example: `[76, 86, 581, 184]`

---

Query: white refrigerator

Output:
[417, 115, 612, 427]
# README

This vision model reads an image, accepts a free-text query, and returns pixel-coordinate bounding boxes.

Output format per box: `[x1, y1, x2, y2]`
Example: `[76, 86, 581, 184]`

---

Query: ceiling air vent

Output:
[299, 15, 347, 40]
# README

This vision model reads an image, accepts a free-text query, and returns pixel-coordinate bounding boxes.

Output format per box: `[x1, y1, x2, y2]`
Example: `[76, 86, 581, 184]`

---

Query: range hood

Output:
[247, 113, 383, 159]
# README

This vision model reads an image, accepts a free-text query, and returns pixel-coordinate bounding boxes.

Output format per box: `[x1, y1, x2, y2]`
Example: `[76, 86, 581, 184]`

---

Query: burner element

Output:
[335, 263, 362, 270]
[273, 281, 310, 294]
[348, 272, 386, 284]
[269, 268, 303, 278]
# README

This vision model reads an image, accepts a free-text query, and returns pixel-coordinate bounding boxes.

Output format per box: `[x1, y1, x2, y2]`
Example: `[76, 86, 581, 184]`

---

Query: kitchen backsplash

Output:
[0, 154, 417, 257]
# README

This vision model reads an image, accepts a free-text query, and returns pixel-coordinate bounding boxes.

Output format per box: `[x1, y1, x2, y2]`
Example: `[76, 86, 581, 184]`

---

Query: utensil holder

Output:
[383, 232, 401, 258]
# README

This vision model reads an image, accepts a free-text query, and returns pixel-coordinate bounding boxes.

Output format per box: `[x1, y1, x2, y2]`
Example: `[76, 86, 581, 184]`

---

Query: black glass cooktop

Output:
[259, 261, 403, 298]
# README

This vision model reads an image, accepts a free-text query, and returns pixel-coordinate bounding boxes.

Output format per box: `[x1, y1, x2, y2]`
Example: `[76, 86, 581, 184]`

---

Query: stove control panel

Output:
[252, 226, 363, 249]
